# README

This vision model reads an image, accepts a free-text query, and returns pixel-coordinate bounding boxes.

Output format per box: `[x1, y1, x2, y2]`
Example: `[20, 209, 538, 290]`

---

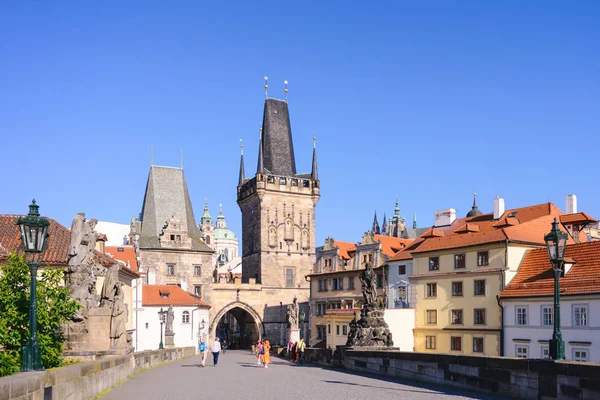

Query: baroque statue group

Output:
[65, 212, 130, 352]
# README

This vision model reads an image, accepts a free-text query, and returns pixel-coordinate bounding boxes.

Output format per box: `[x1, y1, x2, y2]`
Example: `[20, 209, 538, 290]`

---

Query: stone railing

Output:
[0, 347, 195, 400]
[342, 349, 600, 400]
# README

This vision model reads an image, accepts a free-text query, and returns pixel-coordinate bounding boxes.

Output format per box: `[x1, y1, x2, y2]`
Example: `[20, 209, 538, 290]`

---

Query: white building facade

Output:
[502, 296, 600, 362]
[137, 284, 210, 351]
[500, 240, 600, 362]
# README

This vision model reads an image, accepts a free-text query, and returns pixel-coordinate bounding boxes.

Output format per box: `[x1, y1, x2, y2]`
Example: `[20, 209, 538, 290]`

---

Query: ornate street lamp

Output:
[16, 199, 50, 372]
[158, 308, 167, 349]
[299, 310, 306, 339]
[544, 218, 568, 360]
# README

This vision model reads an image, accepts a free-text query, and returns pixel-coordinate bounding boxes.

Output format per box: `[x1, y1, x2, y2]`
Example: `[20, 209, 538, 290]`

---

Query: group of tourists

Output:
[254, 338, 272, 368]
[198, 335, 305, 369]
[287, 338, 306, 364]
[198, 334, 226, 367]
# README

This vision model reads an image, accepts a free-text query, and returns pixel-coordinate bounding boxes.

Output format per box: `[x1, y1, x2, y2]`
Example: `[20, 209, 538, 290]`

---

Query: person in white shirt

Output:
[212, 337, 222, 366]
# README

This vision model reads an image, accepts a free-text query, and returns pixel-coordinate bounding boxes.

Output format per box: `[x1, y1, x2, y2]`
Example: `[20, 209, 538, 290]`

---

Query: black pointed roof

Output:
[260, 98, 296, 176]
[239, 148, 245, 186]
[311, 145, 318, 180]
[139, 166, 212, 252]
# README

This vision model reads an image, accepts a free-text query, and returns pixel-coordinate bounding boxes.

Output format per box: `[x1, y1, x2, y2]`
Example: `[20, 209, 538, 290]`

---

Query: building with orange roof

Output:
[137, 284, 210, 351]
[308, 232, 413, 348]
[409, 196, 594, 357]
[499, 241, 600, 362]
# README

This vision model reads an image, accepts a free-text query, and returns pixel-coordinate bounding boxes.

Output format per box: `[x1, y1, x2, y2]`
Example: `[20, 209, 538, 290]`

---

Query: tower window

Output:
[167, 264, 175, 276]
[206, 236, 211, 245]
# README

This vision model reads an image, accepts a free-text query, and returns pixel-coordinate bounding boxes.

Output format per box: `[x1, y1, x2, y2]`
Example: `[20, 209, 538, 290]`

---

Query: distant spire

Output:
[393, 196, 401, 221]
[284, 80, 289, 102]
[257, 127, 264, 174]
[311, 136, 318, 180]
[264, 76, 269, 99]
[382, 213, 388, 236]
[238, 139, 245, 186]
[413, 212, 417, 230]
[372, 211, 380, 234]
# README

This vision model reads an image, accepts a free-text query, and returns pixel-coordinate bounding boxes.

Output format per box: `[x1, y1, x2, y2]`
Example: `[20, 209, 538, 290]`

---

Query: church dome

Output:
[214, 227, 237, 240]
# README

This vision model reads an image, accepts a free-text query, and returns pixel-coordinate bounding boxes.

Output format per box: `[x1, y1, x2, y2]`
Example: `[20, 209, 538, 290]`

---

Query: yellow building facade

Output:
[409, 201, 570, 356]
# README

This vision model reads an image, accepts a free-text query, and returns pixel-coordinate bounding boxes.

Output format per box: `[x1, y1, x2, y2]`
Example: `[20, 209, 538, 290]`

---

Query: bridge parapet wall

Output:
[342, 349, 600, 400]
[0, 347, 195, 400]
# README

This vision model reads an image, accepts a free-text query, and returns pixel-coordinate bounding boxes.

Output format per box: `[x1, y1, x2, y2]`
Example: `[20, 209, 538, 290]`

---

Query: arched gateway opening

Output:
[210, 302, 262, 349]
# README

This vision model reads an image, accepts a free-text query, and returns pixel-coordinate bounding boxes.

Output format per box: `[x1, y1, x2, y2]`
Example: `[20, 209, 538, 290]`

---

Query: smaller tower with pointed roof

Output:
[466, 193, 483, 217]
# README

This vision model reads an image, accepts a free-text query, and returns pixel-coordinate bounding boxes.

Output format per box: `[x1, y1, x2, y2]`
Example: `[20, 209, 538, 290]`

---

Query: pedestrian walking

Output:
[297, 337, 306, 365]
[287, 341, 294, 362]
[262, 338, 271, 368]
[256, 340, 263, 365]
[222, 339, 227, 354]
[212, 337, 222, 366]
[199, 334, 208, 367]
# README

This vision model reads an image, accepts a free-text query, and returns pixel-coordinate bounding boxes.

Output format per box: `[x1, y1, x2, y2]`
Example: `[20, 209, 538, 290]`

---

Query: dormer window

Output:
[508, 211, 517, 218]
[117, 247, 124, 252]
[160, 291, 170, 299]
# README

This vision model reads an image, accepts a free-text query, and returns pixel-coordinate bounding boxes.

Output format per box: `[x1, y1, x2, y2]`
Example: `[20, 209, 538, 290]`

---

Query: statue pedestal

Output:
[287, 328, 300, 344]
[165, 332, 175, 348]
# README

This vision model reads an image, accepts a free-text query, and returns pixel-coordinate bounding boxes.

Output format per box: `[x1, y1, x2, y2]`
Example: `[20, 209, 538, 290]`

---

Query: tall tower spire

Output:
[238, 139, 245, 186]
[372, 211, 380, 234]
[311, 136, 318, 180]
[260, 98, 297, 176]
[257, 127, 264, 174]
[413, 212, 417, 230]
[382, 213, 388, 236]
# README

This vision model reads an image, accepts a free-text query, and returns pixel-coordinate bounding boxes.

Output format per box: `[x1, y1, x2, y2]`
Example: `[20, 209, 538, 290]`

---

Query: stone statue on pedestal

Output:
[347, 263, 394, 348]
[165, 305, 175, 335]
[100, 265, 120, 308]
[286, 296, 299, 330]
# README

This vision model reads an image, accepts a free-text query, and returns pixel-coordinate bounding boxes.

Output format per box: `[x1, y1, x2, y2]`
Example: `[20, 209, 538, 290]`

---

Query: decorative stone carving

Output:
[100, 265, 120, 308]
[109, 282, 128, 349]
[347, 263, 394, 348]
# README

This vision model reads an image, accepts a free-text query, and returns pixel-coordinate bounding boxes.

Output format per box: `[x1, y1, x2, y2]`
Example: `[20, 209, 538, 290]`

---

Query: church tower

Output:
[237, 95, 320, 289]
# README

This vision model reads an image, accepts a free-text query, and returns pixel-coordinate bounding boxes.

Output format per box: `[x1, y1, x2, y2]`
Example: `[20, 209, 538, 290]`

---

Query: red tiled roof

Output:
[559, 212, 598, 225]
[142, 285, 210, 307]
[411, 203, 572, 254]
[0, 214, 117, 267]
[388, 238, 425, 261]
[106, 246, 138, 271]
[333, 240, 356, 260]
[374, 235, 413, 257]
[500, 241, 600, 298]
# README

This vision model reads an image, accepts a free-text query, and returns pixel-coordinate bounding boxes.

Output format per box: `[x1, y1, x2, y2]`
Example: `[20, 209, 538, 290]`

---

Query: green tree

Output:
[0, 252, 79, 376]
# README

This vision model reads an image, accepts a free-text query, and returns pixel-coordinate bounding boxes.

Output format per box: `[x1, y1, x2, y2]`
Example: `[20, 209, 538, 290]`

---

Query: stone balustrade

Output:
[0, 347, 195, 400]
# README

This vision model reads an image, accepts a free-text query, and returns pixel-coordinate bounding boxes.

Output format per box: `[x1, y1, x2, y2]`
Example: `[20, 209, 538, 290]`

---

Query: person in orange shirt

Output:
[262, 338, 271, 368]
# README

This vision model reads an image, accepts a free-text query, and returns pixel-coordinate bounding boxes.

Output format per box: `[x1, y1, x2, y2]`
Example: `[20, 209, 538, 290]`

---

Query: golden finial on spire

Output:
[284, 80, 288, 101]
[240, 138, 243, 155]
[219, 203, 223, 213]
[204, 198, 208, 207]
[264, 76, 269, 99]
[313, 135, 316, 149]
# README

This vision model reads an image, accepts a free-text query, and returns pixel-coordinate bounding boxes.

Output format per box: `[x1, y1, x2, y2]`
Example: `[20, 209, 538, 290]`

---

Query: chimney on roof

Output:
[434, 208, 456, 227]
[566, 194, 577, 214]
[494, 197, 505, 220]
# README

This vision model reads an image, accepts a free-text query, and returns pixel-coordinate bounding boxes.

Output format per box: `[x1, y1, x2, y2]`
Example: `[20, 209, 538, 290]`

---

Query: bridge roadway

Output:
[102, 350, 503, 400]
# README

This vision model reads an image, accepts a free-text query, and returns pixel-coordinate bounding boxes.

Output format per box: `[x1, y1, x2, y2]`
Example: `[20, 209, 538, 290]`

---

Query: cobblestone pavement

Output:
[102, 350, 504, 400]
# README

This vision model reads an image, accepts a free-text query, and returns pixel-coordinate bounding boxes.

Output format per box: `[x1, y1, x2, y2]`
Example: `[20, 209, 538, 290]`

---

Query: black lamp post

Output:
[544, 218, 568, 360]
[16, 199, 50, 372]
[158, 308, 167, 349]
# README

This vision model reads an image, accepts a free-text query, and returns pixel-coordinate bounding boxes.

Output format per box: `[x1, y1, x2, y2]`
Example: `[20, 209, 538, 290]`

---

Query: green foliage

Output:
[0, 252, 79, 376]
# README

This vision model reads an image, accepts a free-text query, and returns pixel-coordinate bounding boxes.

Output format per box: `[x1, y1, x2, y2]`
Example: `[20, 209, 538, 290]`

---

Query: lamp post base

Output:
[21, 340, 44, 372]
[549, 338, 565, 360]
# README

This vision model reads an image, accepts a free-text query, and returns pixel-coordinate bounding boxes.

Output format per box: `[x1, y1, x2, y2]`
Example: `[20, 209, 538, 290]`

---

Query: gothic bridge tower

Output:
[237, 92, 320, 292]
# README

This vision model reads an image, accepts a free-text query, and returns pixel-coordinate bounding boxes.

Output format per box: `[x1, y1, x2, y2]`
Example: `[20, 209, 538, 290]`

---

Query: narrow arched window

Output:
[182, 310, 190, 324]
[206, 236, 211, 245]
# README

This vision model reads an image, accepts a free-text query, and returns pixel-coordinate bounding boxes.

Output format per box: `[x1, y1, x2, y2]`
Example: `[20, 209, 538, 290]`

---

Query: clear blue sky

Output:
[1, 1, 598, 245]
